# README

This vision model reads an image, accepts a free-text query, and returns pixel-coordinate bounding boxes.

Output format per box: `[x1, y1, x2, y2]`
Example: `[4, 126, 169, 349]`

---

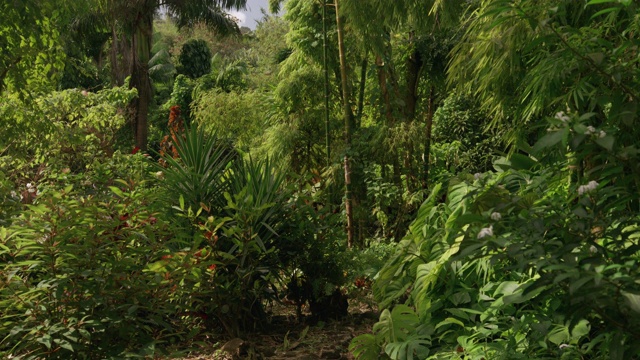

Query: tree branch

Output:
[545, 24, 640, 101]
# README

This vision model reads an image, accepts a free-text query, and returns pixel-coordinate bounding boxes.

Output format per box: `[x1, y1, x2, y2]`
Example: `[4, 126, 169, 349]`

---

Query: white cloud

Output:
[228, 10, 247, 26]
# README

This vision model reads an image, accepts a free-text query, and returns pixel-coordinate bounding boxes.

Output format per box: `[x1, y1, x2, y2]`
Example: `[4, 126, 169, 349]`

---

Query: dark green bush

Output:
[178, 39, 212, 79]
[432, 94, 504, 175]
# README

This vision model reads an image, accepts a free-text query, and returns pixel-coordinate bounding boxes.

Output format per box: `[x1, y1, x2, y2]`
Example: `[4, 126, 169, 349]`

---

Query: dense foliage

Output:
[178, 39, 213, 79]
[2, 0, 640, 358]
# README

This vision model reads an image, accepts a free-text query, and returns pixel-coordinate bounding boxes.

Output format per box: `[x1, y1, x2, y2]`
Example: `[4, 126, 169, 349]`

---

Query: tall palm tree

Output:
[105, 0, 248, 151]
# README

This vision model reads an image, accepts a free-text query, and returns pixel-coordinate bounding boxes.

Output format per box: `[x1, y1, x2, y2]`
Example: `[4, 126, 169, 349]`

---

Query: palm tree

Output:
[105, 0, 248, 151]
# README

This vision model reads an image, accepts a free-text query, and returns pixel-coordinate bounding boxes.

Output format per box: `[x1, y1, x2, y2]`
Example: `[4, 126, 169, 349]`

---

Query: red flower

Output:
[208, 264, 217, 271]
[132, 146, 140, 154]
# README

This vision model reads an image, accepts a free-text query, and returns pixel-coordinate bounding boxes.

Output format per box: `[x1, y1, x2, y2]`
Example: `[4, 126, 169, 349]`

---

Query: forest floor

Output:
[177, 292, 379, 360]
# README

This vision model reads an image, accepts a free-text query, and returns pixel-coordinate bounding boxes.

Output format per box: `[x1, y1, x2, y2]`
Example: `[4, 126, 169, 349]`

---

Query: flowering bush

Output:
[351, 109, 640, 359]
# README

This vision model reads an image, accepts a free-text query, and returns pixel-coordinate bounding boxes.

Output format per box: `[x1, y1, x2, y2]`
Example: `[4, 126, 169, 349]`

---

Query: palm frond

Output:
[165, 0, 248, 35]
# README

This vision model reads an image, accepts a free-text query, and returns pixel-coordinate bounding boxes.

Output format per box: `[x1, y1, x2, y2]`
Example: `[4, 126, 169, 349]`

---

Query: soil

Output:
[175, 294, 379, 360]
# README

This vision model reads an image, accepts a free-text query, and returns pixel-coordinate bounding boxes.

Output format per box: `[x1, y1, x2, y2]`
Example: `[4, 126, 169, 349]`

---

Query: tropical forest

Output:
[1, 0, 639, 359]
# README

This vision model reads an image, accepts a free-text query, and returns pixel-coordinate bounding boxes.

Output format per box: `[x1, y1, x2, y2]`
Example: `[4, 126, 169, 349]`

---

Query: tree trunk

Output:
[422, 85, 435, 189]
[129, 12, 153, 151]
[376, 55, 393, 126]
[405, 31, 423, 121]
[322, 0, 331, 168]
[404, 34, 423, 191]
[335, 0, 355, 248]
[375, 54, 401, 186]
[356, 55, 368, 127]
[110, 24, 123, 86]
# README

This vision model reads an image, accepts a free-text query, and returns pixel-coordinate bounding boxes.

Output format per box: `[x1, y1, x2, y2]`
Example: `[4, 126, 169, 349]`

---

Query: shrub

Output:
[0, 181, 180, 359]
[351, 111, 640, 359]
[178, 39, 212, 79]
[0, 86, 136, 184]
[158, 128, 349, 332]
[432, 94, 504, 175]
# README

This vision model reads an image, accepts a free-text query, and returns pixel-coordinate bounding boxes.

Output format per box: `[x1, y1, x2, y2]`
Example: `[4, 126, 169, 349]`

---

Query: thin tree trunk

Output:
[376, 55, 401, 186]
[422, 85, 435, 189]
[335, 0, 355, 248]
[323, 0, 330, 167]
[129, 12, 153, 151]
[376, 55, 393, 126]
[110, 24, 123, 86]
[405, 31, 422, 121]
[356, 55, 368, 127]
[404, 32, 423, 191]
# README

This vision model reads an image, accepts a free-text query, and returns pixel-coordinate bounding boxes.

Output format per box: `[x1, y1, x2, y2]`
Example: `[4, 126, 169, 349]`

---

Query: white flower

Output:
[155, 171, 164, 179]
[477, 225, 493, 239]
[26, 182, 33, 189]
[589, 245, 598, 254]
[559, 344, 570, 350]
[598, 130, 606, 138]
[26, 183, 36, 193]
[490, 212, 502, 221]
[474, 173, 483, 180]
[584, 126, 596, 135]
[81, 90, 89, 96]
[10, 191, 17, 198]
[555, 111, 570, 122]
[578, 180, 599, 195]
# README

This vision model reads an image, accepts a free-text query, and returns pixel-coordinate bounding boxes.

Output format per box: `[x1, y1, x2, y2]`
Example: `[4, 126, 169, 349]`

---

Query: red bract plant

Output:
[159, 106, 185, 167]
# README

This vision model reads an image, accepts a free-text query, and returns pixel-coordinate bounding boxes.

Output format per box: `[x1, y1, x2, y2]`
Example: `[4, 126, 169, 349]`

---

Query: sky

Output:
[228, 0, 275, 30]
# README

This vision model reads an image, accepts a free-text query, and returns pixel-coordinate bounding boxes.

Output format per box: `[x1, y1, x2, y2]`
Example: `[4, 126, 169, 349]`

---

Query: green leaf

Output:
[595, 135, 614, 151]
[619, 101, 636, 126]
[508, 153, 537, 170]
[533, 130, 564, 153]
[569, 276, 592, 294]
[109, 186, 124, 197]
[586, 0, 615, 5]
[37, 334, 52, 349]
[547, 325, 570, 345]
[435, 317, 465, 329]
[384, 336, 431, 360]
[571, 319, 590, 338]
[350, 334, 380, 360]
[591, 7, 619, 18]
[587, 52, 605, 65]
[374, 305, 420, 343]
[493, 281, 519, 296]
[622, 291, 640, 313]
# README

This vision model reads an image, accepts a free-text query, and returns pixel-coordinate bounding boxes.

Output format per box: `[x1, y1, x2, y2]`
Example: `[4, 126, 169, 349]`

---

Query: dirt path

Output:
[178, 298, 378, 360]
